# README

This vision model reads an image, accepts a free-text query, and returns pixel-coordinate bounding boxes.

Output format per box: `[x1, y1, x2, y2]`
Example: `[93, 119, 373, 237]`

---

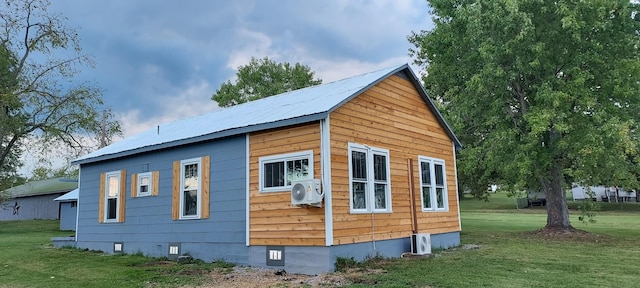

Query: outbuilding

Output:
[1, 177, 77, 221]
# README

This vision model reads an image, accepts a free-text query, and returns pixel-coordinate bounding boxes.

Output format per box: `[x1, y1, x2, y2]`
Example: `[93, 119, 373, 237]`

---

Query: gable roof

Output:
[74, 63, 460, 165]
[3, 177, 78, 198]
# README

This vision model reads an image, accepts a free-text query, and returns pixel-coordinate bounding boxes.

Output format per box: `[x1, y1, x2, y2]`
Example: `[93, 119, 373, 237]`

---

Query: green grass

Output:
[340, 193, 640, 287]
[0, 220, 231, 288]
[2, 194, 639, 287]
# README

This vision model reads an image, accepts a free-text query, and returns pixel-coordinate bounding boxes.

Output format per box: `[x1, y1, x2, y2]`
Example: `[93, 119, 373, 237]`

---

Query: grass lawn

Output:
[1, 193, 639, 287]
[0, 220, 230, 288]
[342, 193, 640, 287]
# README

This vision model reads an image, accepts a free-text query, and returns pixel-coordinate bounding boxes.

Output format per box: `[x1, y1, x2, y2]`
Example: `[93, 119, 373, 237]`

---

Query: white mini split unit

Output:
[291, 179, 323, 207]
[411, 233, 432, 255]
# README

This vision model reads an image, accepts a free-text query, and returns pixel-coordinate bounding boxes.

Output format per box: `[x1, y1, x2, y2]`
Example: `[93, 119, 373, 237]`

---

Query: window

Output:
[348, 143, 391, 213]
[259, 150, 313, 192]
[99, 170, 126, 223]
[181, 158, 200, 218]
[131, 171, 159, 198]
[172, 156, 210, 220]
[419, 156, 448, 211]
[137, 172, 152, 197]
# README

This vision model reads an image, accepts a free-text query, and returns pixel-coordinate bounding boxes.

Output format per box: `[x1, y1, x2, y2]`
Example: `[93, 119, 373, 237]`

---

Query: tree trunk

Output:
[545, 164, 573, 230]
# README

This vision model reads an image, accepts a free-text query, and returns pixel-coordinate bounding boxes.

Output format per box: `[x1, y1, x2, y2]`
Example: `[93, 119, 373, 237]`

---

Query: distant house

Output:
[54, 188, 79, 230]
[1, 177, 78, 221]
[56, 64, 462, 274]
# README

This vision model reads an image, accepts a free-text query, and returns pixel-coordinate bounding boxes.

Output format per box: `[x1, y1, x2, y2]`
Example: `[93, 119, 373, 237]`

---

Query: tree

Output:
[212, 57, 322, 107]
[0, 0, 121, 199]
[409, 0, 640, 231]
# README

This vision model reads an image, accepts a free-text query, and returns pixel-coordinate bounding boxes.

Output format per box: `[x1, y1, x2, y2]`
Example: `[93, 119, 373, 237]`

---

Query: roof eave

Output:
[72, 112, 329, 165]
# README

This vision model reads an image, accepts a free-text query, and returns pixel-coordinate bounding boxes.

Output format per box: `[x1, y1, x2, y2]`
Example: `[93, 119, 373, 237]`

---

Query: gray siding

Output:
[0, 194, 62, 221]
[59, 201, 77, 230]
[75, 135, 248, 264]
[249, 232, 460, 275]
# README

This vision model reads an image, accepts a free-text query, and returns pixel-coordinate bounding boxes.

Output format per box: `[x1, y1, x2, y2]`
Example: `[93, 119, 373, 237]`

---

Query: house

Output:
[0, 177, 78, 221]
[54, 188, 79, 230]
[56, 64, 462, 274]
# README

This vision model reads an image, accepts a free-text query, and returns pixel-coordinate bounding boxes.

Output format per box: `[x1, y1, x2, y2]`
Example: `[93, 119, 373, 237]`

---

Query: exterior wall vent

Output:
[168, 243, 181, 260]
[266, 246, 285, 266]
[114, 242, 123, 253]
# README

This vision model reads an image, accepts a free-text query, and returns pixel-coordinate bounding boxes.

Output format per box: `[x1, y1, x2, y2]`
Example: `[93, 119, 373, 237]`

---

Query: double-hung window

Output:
[100, 170, 125, 223]
[180, 158, 201, 218]
[137, 172, 152, 197]
[348, 143, 391, 213]
[105, 171, 120, 221]
[419, 156, 448, 211]
[172, 156, 209, 220]
[259, 150, 313, 192]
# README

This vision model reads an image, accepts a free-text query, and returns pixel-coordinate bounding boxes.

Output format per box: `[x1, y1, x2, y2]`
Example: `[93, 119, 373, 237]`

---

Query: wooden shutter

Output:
[118, 170, 126, 223]
[172, 161, 180, 220]
[151, 171, 159, 196]
[98, 173, 105, 223]
[201, 156, 210, 219]
[130, 173, 138, 198]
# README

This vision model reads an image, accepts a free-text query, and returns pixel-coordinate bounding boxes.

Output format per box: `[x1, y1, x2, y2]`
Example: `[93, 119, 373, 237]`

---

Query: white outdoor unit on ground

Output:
[411, 233, 432, 255]
[290, 179, 323, 207]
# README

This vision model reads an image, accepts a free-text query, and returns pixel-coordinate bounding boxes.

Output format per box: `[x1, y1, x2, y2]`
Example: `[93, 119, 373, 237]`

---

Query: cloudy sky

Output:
[46, 0, 434, 137]
[18, 0, 434, 175]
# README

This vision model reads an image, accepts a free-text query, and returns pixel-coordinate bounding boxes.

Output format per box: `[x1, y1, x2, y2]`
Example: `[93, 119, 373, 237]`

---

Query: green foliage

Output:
[212, 56, 322, 107]
[409, 0, 640, 229]
[29, 165, 78, 181]
[0, 0, 122, 183]
[335, 257, 359, 272]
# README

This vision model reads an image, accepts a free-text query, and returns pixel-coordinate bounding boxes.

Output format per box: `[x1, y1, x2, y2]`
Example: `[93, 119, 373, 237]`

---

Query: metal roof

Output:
[54, 188, 78, 202]
[74, 63, 460, 165]
[3, 177, 78, 198]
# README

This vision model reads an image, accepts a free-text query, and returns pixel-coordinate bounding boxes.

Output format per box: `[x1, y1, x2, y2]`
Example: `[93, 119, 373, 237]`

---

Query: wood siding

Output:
[248, 123, 325, 246]
[329, 75, 460, 245]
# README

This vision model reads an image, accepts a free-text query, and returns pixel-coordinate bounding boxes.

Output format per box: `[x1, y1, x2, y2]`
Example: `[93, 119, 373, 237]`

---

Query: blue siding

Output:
[75, 135, 249, 264]
[59, 201, 77, 230]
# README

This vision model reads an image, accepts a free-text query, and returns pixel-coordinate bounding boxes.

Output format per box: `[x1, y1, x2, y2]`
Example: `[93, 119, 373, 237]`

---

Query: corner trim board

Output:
[246, 133, 251, 246]
[321, 117, 333, 246]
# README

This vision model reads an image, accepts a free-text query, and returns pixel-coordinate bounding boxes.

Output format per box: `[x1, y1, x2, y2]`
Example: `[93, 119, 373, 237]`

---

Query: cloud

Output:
[17, 0, 433, 176]
[119, 80, 220, 138]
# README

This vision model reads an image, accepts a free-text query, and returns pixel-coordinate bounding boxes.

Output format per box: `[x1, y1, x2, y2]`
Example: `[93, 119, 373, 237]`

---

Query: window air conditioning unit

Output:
[411, 233, 432, 255]
[291, 179, 323, 207]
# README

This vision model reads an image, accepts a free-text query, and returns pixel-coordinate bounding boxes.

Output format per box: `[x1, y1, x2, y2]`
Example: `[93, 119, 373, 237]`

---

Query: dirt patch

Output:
[523, 227, 609, 242]
[191, 266, 386, 288]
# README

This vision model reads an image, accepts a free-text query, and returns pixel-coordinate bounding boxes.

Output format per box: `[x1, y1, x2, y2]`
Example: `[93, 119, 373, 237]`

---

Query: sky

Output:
[20, 0, 435, 175]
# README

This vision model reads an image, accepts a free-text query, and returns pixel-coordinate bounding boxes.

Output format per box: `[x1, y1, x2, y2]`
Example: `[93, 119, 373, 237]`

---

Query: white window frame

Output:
[419, 156, 448, 212]
[348, 143, 392, 213]
[259, 150, 314, 193]
[104, 170, 121, 223]
[180, 157, 202, 219]
[137, 172, 152, 197]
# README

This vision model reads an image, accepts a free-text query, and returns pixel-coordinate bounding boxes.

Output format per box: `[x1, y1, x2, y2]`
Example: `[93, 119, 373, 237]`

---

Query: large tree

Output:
[0, 0, 120, 192]
[409, 0, 640, 231]
[212, 57, 322, 107]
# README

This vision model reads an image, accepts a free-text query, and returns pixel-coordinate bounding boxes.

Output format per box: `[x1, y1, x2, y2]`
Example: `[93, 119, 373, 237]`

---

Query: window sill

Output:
[102, 220, 120, 223]
[349, 210, 393, 214]
[421, 209, 449, 213]
[178, 216, 202, 220]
